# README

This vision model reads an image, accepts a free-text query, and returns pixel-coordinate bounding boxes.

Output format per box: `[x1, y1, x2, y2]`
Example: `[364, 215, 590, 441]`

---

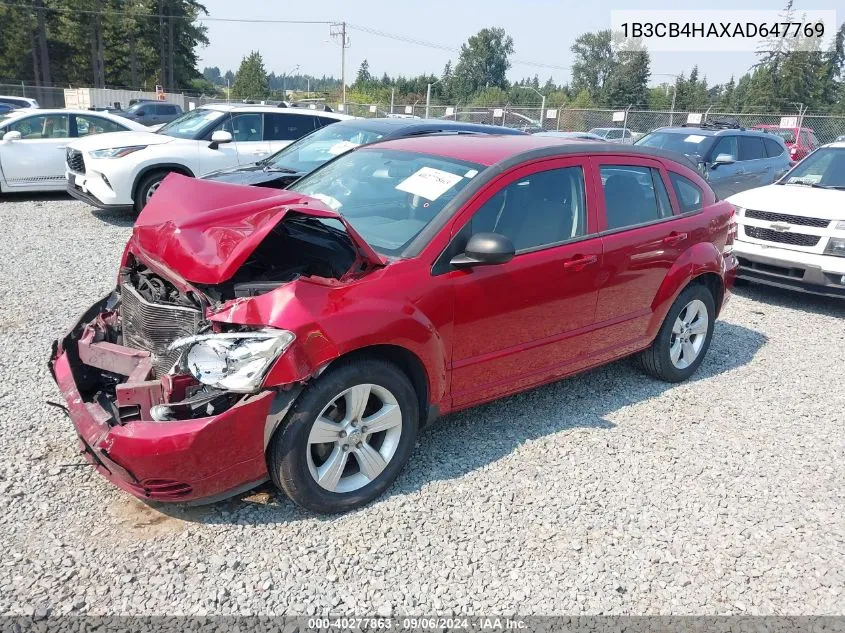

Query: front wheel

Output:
[133, 170, 171, 213]
[268, 359, 419, 514]
[637, 284, 715, 382]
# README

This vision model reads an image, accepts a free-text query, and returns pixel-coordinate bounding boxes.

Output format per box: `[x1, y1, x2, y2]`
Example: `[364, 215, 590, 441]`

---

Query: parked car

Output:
[203, 117, 526, 189]
[752, 124, 820, 162]
[727, 141, 845, 298]
[65, 104, 352, 212]
[635, 124, 791, 198]
[588, 127, 640, 144]
[49, 135, 737, 513]
[0, 108, 148, 193]
[0, 104, 16, 115]
[118, 101, 183, 126]
[836, 135, 845, 143]
[534, 131, 606, 141]
[0, 95, 39, 109]
[442, 109, 542, 132]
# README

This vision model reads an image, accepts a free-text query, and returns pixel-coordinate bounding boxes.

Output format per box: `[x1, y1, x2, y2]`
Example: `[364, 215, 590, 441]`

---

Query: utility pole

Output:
[330, 22, 350, 108]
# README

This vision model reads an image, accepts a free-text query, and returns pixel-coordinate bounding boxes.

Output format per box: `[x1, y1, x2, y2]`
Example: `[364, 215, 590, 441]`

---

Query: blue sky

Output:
[197, 0, 841, 87]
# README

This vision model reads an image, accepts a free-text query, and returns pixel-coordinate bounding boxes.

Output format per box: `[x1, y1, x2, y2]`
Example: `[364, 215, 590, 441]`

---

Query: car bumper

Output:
[66, 171, 134, 211]
[734, 239, 845, 298]
[48, 297, 280, 504]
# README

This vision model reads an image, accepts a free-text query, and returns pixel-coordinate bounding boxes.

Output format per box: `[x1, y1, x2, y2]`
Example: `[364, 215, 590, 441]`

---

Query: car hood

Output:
[68, 130, 173, 152]
[202, 163, 303, 188]
[728, 183, 845, 220]
[130, 174, 386, 285]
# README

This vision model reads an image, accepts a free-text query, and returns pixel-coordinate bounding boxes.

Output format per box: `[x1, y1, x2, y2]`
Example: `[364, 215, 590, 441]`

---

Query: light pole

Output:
[425, 78, 441, 119]
[282, 64, 300, 101]
[653, 73, 680, 126]
[513, 85, 546, 128]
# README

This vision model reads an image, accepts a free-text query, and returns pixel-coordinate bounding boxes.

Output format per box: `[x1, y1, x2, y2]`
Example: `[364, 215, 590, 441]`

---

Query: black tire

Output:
[133, 170, 170, 213]
[268, 358, 419, 514]
[637, 283, 716, 383]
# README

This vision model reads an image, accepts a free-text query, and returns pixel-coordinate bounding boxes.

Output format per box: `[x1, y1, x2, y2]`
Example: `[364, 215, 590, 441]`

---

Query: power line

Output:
[0, 2, 570, 72]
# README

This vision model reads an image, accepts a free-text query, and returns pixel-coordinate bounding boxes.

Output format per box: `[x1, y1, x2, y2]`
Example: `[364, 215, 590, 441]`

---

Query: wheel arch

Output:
[131, 163, 195, 202]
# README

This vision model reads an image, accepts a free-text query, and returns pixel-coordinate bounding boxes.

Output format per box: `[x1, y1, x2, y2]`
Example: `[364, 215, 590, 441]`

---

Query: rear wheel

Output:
[637, 284, 715, 382]
[268, 359, 419, 514]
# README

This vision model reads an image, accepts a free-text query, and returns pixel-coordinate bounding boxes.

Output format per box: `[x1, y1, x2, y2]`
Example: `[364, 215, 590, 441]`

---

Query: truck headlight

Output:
[88, 145, 147, 159]
[169, 329, 295, 392]
[824, 238, 845, 258]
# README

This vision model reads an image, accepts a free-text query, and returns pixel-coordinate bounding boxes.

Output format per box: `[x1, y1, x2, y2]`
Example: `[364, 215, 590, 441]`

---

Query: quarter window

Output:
[600, 165, 671, 230]
[738, 136, 766, 160]
[265, 113, 317, 141]
[668, 173, 703, 213]
[470, 166, 587, 252]
[9, 114, 69, 139]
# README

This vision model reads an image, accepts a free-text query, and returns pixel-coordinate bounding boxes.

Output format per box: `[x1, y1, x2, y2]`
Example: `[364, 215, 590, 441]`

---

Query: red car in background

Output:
[49, 136, 738, 514]
[753, 124, 820, 162]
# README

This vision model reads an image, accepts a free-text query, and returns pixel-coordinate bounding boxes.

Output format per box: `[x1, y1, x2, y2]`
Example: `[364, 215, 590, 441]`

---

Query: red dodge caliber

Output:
[50, 135, 738, 513]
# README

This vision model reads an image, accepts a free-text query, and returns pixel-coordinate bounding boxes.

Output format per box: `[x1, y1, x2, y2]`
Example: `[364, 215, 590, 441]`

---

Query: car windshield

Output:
[157, 108, 225, 139]
[289, 148, 483, 255]
[635, 131, 715, 160]
[766, 129, 797, 143]
[588, 128, 610, 138]
[263, 124, 385, 173]
[126, 102, 150, 114]
[780, 147, 845, 189]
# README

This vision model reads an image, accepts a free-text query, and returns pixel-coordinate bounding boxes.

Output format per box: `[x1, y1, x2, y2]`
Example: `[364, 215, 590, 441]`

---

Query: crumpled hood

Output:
[68, 129, 173, 152]
[728, 183, 845, 220]
[129, 174, 385, 285]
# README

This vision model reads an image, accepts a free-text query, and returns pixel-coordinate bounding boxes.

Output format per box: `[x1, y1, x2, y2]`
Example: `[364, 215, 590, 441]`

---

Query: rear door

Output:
[446, 157, 603, 407]
[0, 112, 70, 187]
[264, 112, 318, 154]
[591, 156, 693, 350]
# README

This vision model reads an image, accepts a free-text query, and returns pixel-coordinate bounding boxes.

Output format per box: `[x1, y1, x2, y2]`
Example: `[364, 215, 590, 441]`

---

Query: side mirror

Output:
[135, 110, 146, 117]
[711, 153, 736, 168]
[209, 130, 233, 150]
[3, 130, 21, 141]
[450, 232, 515, 268]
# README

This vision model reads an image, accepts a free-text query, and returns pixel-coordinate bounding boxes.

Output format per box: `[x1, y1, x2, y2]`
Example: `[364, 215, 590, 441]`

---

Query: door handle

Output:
[662, 232, 688, 245]
[562, 254, 598, 271]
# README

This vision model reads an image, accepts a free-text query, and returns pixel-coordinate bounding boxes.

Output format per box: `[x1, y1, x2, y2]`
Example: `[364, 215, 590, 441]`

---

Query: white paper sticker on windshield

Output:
[395, 167, 463, 201]
[327, 140, 359, 156]
[311, 193, 343, 210]
[684, 134, 706, 143]
[788, 174, 822, 184]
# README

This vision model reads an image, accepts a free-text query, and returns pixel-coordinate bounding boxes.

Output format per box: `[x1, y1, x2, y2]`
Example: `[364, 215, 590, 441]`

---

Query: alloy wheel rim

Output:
[307, 383, 402, 493]
[145, 180, 162, 203]
[669, 299, 709, 369]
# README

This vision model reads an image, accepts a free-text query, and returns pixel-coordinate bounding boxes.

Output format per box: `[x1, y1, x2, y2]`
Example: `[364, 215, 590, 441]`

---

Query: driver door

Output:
[443, 158, 603, 408]
[0, 113, 70, 188]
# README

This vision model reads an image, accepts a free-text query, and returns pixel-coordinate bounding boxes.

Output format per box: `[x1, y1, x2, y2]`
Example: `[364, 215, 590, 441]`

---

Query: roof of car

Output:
[367, 134, 698, 170]
[649, 126, 772, 137]
[329, 117, 526, 136]
[201, 103, 353, 120]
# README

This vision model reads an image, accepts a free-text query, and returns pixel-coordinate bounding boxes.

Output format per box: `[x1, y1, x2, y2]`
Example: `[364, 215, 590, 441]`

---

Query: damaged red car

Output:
[50, 135, 738, 514]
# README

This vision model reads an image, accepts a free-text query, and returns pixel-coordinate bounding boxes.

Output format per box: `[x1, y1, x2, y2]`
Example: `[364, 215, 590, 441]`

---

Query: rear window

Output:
[669, 173, 703, 213]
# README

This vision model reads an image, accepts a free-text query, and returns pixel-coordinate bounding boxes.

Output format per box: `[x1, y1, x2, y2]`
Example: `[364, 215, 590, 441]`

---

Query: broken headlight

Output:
[169, 329, 295, 393]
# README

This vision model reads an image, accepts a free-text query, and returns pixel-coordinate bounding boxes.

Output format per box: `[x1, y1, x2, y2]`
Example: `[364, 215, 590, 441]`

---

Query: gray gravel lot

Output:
[0, 194, 843, 617]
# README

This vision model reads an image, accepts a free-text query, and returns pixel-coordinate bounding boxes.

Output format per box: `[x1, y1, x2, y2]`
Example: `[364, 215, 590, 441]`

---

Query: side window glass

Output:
[763, 138, 785, 158]
[265, 114, 317, 141]
[75, 115, 126, 136]
[600, 165, 664, 230]
[738, 136, 766, 160]
[711, 136, 738, 161]
[9, 114, 69, 139]
[217, 113, 263, 142]
[669, 173, 703, 213]
[470, 166, 587, 252]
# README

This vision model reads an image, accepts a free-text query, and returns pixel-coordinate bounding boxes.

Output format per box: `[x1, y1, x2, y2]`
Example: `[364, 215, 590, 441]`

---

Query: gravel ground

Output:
[0, 193, 843, 617]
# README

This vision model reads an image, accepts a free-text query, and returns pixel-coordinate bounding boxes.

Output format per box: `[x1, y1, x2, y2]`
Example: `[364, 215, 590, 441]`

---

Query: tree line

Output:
[0, 0, 209, 95]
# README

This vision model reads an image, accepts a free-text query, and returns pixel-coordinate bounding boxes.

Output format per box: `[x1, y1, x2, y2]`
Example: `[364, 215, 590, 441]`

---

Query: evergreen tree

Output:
[231, 51, 269, 100]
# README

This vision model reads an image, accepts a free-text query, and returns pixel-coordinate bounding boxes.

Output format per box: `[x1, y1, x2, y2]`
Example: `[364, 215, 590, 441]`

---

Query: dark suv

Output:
[119, 101, 184, 126]
[636, 122, 791, 198]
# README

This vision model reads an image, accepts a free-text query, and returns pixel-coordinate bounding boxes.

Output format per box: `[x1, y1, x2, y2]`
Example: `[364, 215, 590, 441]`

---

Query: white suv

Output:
[65, 104, 351, 212]
[728, 141, 845, 298]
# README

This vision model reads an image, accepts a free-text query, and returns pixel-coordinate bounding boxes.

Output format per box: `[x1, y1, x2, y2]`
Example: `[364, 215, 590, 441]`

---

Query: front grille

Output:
[66, 148, 85, 174]
[744, 226, 820, 247]
[745, 209, 830, 228]
[120, 284, 202, 377]
[128, 479, 193, 500]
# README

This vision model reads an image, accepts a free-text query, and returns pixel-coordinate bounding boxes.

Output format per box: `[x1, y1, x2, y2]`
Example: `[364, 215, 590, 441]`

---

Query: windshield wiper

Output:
[262, 164, 298, 173]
